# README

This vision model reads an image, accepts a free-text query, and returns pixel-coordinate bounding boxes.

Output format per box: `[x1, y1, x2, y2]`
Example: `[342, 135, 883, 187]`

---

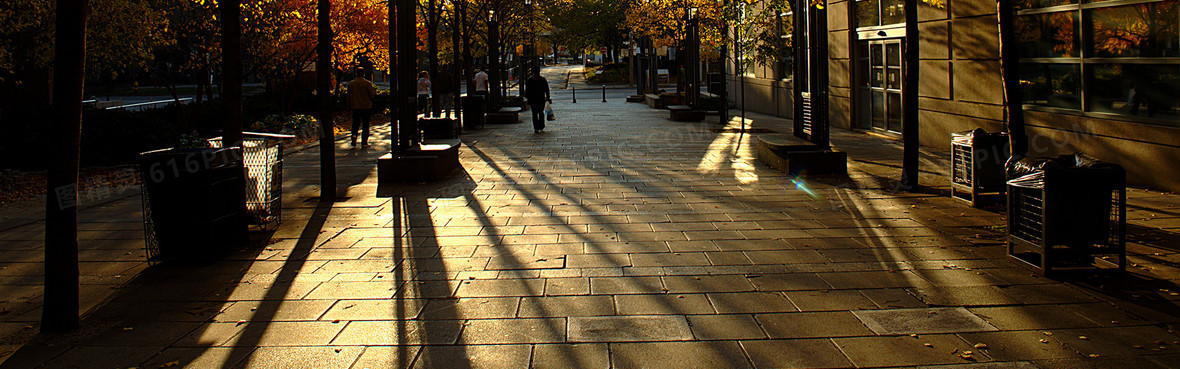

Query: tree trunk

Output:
[461, 0, 474, 94]
[394, 0, 403, 147]
[901, 0, 920, 189]
[42, 0, 88, 333]
[397, 0, 418, 150]
[428, 0, 440, 117]
[318, 0, 337, 200]
[998, 0, 1027, 158]
[220, 0, 243, 149]
[719, 0, 728, 125]
[488, 19, 500, 111]
[219, 0, 249, 240]
[451, 10, 462, 125]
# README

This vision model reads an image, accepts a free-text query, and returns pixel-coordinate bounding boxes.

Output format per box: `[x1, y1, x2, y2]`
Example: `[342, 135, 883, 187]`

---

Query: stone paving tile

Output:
[707, 292, 798, 314]
[411, 344, 532, 368]
[237, 346, 364, 369]
[1032, 356, 1175, 369]
[957, 331, 1080, 361]
[861, 288, 929, 309]
[318, 299, 428, 321]
[756, 311, 875, 339]
[214, 300, 337, 322]
[517, 295, 616, 317]
[630, 252, 711, 267]
[909, 285, 1022, 307]
[746, 273, 832, 292]
[228, 321, 347, 347]
[1050, 326, 1180, 357]
[332, 320, 463, 345]
[568, 315, 692, 342]
[784, 290, 880, 311]
[348, 346, 420, 369]
[142, 347, 255, 369]
[741, 339, 855, 368]
[853, 307, 998, 335]
[303, 281, 402, 300]
[461, 318, 566, 344]
[662, 275, 756, 293]
[610, 341, 751, 369]
[687, 314, 767, 340]
[968, 305, 1104, 330]
[589, 276, 664, 295]
[454, 278, 545, 297]
[832, 334, 989, 367]
[818, 270, 930, 289]
[614, 294, 716, 315]
[531, 343, 610, 369]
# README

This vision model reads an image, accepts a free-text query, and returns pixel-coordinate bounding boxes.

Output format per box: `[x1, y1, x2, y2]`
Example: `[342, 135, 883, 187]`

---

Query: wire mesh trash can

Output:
[951, 129, 1009, 207]
[208, 132, 293, 228]
[139, 147, 246, 263]
[1006, 153, 1126, 276]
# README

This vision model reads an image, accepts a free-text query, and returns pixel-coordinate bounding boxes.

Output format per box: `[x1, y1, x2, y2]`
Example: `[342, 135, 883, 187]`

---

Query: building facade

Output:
[728, 0, 1180, 192]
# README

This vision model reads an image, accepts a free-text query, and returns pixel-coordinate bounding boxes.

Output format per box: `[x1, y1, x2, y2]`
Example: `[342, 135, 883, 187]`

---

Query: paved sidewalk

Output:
[1, 73, 1179, 368]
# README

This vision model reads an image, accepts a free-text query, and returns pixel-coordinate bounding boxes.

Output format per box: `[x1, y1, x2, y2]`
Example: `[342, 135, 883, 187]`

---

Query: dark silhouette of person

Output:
[523, 66, 551, 133]
[347, 68, 376, 148]
[435, 70, 456, 118]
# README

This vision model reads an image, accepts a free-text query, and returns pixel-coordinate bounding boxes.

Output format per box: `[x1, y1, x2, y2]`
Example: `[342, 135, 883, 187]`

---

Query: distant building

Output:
[727, 0, 1180, 191]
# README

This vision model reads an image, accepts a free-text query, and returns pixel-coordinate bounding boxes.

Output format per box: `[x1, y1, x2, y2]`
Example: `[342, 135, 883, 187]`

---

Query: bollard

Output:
[572, 86, 577, 103]
[602, 85, 607, 102]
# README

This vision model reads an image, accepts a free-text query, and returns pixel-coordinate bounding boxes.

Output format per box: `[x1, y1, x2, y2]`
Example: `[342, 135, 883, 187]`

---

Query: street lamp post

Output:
[686, 6, 698, 107]
[488, 9, 501, 110]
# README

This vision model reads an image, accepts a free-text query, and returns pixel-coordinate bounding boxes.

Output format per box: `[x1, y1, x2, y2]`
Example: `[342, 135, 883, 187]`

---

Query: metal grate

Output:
[951, 143, 973, 186]
[140, 179, 161, 263]
[1010, 185, 1045, 243]
[209, 135, 286, 227]
[801, 95, 813, 135]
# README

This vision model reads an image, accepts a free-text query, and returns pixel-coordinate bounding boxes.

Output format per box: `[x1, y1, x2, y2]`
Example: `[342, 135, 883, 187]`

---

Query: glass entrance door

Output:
[858, 38, 904, 133]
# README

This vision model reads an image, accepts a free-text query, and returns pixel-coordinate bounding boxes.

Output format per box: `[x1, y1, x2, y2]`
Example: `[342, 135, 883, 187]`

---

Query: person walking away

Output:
[524, 66, 550, 133]
[473, 68, 489, 98]
[416, 71, 431, 115]
[435, 70, 455, 118]
[347, 68, 377, 148]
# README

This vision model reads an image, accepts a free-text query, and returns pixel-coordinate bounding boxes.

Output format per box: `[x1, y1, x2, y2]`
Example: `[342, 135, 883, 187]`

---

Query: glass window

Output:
[856, 0, 904, 28]
[1017, 0, 1178, 123]
[1089, 64, 1180, 119]
[1015, 12, 1080, 57]
[881, 0, 906, 25]
[1014, 0, 1077, 11]
[856, 0, 881, 28]
[1088, 1, 1179, 57]
[1020, 63, 1081, 109]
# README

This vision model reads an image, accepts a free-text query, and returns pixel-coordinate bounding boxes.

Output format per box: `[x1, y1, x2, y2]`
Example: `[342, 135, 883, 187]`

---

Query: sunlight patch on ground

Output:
[695, 117, 760, 184]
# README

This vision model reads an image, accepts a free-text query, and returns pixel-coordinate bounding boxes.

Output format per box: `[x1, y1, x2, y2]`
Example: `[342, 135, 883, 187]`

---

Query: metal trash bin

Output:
[208, 132, 293, 228]
[951, 129, 1009, 207]
[463, 95, 486, 129]
[1006, 153, 1126, 276]
[139, 147, 246, 263]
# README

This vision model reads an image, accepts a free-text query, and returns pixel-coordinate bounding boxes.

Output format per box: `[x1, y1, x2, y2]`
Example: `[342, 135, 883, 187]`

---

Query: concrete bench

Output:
[377, 139, 462, 185]
[668, 105, 705, 122]
[486, 107, 522, 124]
[643, 94, 666, 109]
[626, 94, 645, 103]
[419, 117, 459, 139]
[755, 133, 847, 176]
